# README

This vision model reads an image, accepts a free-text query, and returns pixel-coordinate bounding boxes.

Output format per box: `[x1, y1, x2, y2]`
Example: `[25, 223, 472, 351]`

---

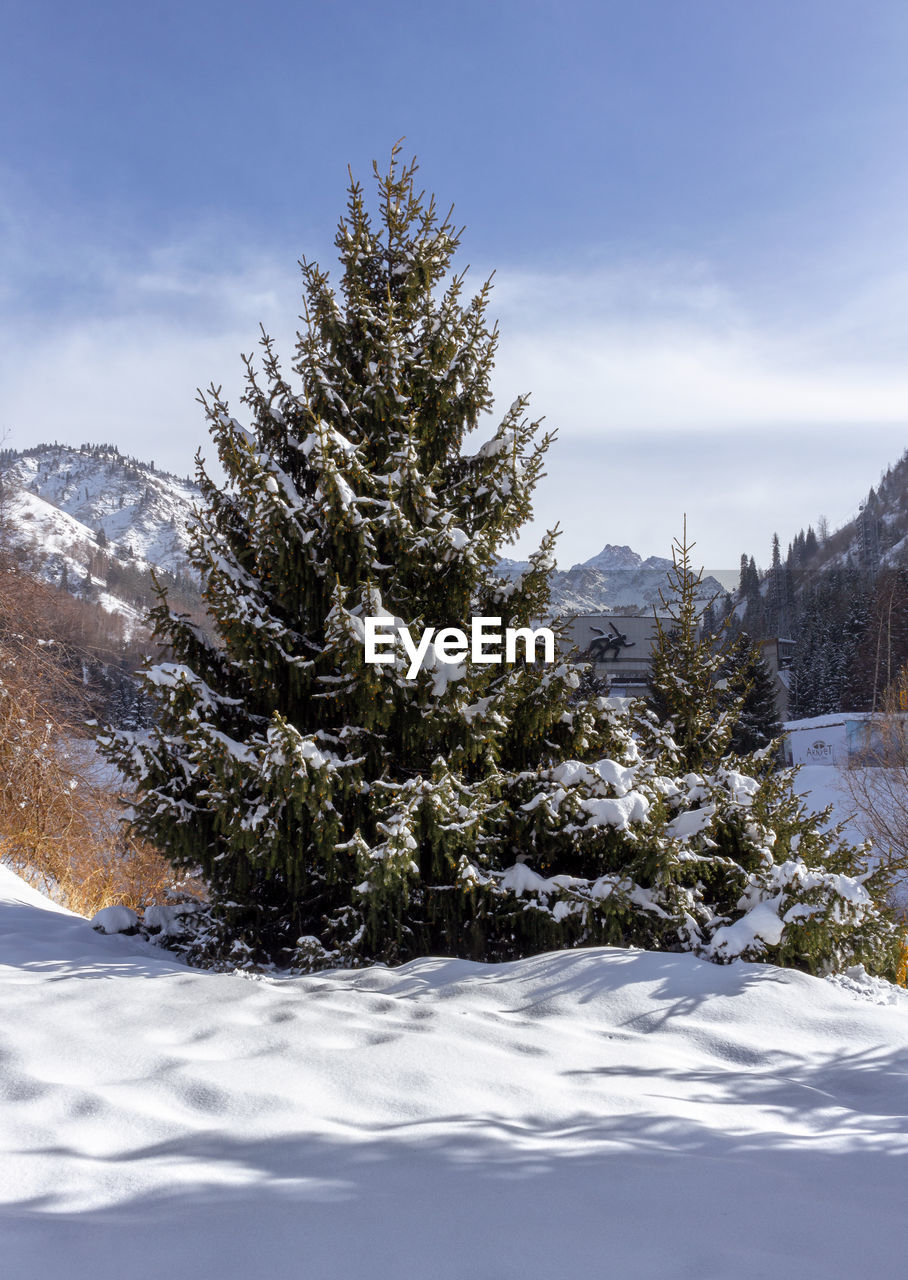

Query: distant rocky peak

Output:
[641, 555, 675, 572]
[577, 544, 643, 572]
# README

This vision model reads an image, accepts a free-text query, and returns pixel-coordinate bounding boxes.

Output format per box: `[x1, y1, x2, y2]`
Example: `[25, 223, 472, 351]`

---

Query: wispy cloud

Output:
[490, 263, 908, 435]
[1, 240, 905, 567]
[0, 233, 303, 477]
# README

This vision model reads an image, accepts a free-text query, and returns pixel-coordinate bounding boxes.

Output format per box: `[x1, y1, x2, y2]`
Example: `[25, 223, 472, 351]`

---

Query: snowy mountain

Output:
[0, 443, 724, 625]
[499, 543, 725, 616]
[1, 443, 199, 574]
[0, 444, 202, 628]
[3, 859, 908, 1279]
[578, 542, 662, 573]
[794, 448, 908, 576]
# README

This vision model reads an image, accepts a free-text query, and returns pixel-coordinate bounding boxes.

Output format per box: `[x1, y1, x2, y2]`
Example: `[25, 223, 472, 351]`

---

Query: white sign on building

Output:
[784, 718, 848, 766]
[782, 714, 904, 766]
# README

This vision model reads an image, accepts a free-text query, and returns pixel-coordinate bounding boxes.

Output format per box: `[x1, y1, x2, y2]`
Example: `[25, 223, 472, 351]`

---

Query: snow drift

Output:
[2, 863, 908, 1279]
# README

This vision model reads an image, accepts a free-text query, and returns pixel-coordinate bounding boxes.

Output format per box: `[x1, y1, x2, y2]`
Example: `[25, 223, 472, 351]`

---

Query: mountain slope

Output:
[1, 443, 200, 575]
[0, 444, 203, 630]
[770, 448, 908, 581]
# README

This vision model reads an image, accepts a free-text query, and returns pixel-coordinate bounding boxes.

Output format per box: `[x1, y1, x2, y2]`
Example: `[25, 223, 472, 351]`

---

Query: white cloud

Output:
[489, 264, 908, 435]
[0, 246, 302, 479]
[1, 247, 905, 569]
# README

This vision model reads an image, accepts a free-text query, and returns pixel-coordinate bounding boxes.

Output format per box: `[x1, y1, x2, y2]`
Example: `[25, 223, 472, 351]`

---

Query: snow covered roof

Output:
[784, 712, 905, 731]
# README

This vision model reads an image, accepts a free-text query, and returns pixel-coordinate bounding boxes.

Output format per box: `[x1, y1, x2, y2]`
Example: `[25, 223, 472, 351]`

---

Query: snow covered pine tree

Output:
[101, 148, 605, 967]
[723, 635, 780, 756]
[635, 528, 900, 975]
[102, 150, 901, 979]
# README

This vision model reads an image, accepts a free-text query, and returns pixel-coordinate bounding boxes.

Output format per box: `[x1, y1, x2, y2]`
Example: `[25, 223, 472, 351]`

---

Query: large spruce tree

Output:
[102, 149, 602, 966]
[103, 152, 901, 981]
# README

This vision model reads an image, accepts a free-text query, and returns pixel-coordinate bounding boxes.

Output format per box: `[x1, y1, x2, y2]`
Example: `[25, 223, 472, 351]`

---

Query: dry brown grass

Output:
[4, 756, 190, 918]
[896, 938, 908, 988]
[0, 561, 202, 919]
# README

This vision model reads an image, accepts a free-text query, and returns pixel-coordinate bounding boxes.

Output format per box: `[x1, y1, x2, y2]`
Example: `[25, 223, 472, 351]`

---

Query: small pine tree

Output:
[464, 522, 899, 978]
[634, 526, 899, 976]
[738, 553, 749, 596]
[747, 556, 759, 596]
[648, 520, 740, 772]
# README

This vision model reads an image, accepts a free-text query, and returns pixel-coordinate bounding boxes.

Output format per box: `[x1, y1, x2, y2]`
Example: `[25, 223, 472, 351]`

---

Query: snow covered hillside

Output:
[3, 862, 908, 1280]
[0, 443, 203, 630]
[801, 448, 908, 576]
[2, 443, 199, 574]
[5, 484, 145, 623]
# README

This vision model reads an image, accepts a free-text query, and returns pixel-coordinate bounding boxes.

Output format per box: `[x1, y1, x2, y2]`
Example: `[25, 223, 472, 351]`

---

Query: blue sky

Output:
[3, 0, 908, 571]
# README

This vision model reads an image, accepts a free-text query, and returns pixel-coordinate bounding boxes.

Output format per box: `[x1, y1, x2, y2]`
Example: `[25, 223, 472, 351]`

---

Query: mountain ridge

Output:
[0, 442, 727, 622]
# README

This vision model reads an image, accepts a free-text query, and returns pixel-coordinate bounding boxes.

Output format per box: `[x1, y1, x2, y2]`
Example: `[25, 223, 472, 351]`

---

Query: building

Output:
[560, 614, 668, 696]
[562, 615, 796, 721]
[782, 712, 908, 766]
[759, 636, 795, 723]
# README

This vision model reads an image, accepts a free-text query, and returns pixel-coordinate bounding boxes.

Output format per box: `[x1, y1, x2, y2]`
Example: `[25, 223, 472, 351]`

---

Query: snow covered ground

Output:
[794, 762, 908, 913]
[793, 764, 869, 844]
[3, 864, 908, 1279]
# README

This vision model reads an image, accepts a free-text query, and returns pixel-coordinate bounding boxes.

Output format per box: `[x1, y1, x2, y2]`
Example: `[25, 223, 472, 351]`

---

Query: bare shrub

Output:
[0, 561, 201, 918]
[840, 671, 908, 923]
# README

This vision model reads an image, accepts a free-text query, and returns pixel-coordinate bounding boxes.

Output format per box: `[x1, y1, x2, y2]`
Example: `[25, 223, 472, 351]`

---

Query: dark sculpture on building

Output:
[587, 622, 636, 662]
